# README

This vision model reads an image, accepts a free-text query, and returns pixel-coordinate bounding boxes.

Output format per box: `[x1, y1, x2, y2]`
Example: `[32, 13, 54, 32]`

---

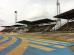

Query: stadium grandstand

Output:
[11, 24, 27, 33]
[17, 20, 32, 32]
[17, 18, 56, 32]
[1, 18, 56, 33]
[1, 24, 28, 33]
[54, 9, 74, 32]
[1, 26, 13, 32]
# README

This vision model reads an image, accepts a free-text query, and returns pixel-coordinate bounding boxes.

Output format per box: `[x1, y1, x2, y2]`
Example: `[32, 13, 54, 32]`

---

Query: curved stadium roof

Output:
[17, 19, 55, 25]
[54, 9, 74, 20]
[32, 19, 55, 24]
[17, 20, 31, 25]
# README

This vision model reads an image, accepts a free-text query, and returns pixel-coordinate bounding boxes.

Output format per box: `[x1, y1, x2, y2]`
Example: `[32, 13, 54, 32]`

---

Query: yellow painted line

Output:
[30, 44, 55, 52]
[34, 41, 65, 48]
[36, 42, 65, 48]
[54, 45, 65, 48]
[34, 41, 43, 43]
[0, 37, 17, 51]
[33, 41, 52, 46]
[53, 41, 69, 44]
[43, 43, 53, 46]
[0, 37, 8, 43]
[36, 40, 45, 42]
[7, 40, 30, 55]
[37, 42, 45, 44]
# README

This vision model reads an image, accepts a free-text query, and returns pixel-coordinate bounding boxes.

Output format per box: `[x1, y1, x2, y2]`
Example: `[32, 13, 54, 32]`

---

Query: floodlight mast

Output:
[57, 0, 61, 27]
[14, 11, 17, 25]
[57, 0, 60, 15]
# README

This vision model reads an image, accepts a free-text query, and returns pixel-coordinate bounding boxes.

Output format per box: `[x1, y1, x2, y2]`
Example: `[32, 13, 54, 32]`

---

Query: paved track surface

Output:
[0, 36, 74, 55]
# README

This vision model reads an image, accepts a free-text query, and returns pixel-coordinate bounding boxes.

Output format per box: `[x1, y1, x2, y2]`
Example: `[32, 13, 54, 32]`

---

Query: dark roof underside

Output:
[1, 26, 12, 27]
[54, 9, 74, 19]
[12, 25, 24, 27]
[17, 20, 31, 24]
[32, 19, 55, 24]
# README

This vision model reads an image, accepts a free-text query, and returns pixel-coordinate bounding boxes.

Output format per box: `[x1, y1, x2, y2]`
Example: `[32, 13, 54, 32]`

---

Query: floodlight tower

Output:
[57, 0, 61, 27]
[14, 11, 17, 25]
[57, 0, 60, 15]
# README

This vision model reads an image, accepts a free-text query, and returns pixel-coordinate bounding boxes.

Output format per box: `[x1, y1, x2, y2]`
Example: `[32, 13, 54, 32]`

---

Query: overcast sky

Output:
[0, 0, 74, 26]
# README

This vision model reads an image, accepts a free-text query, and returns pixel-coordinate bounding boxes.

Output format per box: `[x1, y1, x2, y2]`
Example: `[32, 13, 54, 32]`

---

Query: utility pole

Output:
[14, 11, 17, 25]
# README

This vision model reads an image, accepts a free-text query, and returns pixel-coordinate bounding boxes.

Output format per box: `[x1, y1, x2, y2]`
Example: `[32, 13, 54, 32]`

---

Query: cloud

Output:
[0, 0, 73, 25]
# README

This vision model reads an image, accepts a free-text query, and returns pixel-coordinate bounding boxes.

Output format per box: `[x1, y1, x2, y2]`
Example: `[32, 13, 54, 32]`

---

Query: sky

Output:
[0, 0, 74, 26]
